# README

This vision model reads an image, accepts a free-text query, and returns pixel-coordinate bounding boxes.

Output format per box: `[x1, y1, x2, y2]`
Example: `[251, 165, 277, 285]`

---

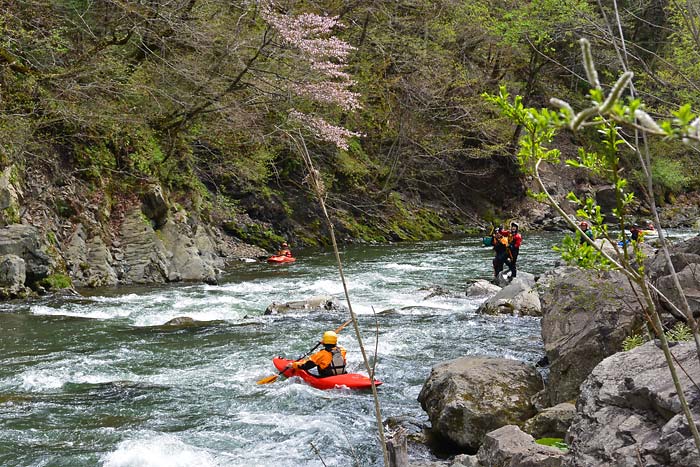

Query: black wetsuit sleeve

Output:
[299, 360, 317, 371]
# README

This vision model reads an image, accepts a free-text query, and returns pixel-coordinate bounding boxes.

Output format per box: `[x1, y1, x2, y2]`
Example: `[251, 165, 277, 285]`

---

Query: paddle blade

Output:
[256, 374, 279, 385]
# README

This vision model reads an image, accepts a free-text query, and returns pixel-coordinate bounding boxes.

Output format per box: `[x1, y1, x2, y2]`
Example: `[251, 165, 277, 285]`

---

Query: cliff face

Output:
[0, 160, 266, 297]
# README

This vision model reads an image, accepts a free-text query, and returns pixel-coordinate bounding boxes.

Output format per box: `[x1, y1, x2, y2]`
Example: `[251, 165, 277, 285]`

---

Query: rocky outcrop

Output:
[477, 273, 540, 317]
[59, 188, 267, 288]
[523, 402, 576, 439]
[418, 356, 544, 452]
[565, 341, 700, 467]
[264, 295, 342, 315]
[539, 267, 644, 405]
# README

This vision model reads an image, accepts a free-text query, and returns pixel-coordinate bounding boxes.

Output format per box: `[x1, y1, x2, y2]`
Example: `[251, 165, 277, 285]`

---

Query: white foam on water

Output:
[380, 262, 427, 272]
[16, 353, 141, 392]
[29, 304, 133, 320]
[102, 434, 218, 467]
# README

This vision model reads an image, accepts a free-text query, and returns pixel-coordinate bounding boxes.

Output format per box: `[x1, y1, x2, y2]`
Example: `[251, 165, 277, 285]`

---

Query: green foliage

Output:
[535, 437, 569, 451]
[650, 158, 690, 194]
[667, 322, 693, 343]
[222, 221, 284, 251]
[622, 334, 645, 351]
[37, 273, 72, 290]
[623, 322, 692, 351]
[554, 234, 612, 270]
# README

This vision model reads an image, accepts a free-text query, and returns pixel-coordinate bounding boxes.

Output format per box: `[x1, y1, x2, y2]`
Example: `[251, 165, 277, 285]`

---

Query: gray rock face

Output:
[418, 356, 544, 451]
[0, 254, 27, 298]
[648, 236, 700, 318]
[264, 295, 342, 315]
[565, 341, 700, 467]
[0, 224, 53, 284]
[523, 402, 576, 439]
[119, 207, 170, 284]
[477, 425, 564, 467]
[160, 220, 218, 284]
[539, 268, 644, 405]
[65, 224, 118, 288]
[0, 165, 21, 227]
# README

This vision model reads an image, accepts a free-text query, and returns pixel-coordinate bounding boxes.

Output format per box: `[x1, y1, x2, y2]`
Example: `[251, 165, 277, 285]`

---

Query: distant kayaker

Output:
[505, 222, 522, 279]
[630, 224, 642, 242]
[277, 242, 292, 257]
[287, 331, 347, 377]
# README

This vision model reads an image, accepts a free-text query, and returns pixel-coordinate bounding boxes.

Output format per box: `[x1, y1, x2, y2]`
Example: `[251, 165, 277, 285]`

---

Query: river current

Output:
[0, 231, 692, 466]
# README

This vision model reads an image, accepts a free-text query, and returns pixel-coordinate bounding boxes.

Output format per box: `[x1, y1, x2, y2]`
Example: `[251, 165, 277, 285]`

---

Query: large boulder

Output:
[0, 224, 54, 284]
[565, 341, 700, 467]
[418, 356, 543, 452]
[539, 267, 644, 405]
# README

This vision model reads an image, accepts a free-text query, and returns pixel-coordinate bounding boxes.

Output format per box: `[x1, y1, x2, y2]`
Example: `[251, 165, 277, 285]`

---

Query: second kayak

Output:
[267, 255, 296, 263]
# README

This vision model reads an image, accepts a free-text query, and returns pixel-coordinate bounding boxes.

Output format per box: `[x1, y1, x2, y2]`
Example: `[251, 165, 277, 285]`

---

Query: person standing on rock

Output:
[505, 222, 522, 279]
[492, 226, 509, 280]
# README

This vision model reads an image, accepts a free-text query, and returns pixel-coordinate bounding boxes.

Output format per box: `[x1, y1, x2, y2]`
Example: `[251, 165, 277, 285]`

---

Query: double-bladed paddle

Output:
[256, 318, 353, 385]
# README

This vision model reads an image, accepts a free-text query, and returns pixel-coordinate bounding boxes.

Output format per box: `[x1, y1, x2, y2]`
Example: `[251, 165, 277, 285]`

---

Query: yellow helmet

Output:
[322, 331, 338, 345]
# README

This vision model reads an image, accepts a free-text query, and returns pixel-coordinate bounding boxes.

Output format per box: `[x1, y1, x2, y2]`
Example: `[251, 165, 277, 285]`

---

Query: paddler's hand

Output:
[288, 361, 303, 370]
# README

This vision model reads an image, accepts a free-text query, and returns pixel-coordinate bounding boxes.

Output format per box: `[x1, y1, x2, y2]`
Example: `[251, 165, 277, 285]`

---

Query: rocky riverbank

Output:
[409, 234, 700, 467]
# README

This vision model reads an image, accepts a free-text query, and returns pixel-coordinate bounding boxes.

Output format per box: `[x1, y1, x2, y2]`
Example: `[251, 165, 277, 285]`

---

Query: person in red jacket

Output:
[505, 222, 522, 279]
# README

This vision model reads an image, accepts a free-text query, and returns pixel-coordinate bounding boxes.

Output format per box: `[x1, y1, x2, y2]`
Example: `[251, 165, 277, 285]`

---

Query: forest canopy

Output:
[1, 0, 698, 245]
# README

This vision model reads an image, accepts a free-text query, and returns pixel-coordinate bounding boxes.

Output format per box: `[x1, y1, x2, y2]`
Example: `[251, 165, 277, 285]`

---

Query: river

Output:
[0, 231, 693, 466]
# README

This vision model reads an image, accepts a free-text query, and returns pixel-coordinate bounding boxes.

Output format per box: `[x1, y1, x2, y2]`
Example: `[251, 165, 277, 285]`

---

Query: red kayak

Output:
[272, 357, 382, 390]
[267, 255, 296, 263]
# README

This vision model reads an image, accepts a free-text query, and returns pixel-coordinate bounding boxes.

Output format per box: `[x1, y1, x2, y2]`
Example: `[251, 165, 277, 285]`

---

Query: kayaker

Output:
[277, 242, 292, 257]
[287, 331, 347, 377]
[505, 222, 522, 279]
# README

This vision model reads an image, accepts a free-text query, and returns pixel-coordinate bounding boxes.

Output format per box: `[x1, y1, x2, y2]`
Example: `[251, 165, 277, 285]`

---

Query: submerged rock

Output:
[264, 295, 342, 315]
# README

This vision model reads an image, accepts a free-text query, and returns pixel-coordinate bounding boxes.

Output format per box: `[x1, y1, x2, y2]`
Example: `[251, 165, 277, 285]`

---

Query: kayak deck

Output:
[272, 357, 382, 390]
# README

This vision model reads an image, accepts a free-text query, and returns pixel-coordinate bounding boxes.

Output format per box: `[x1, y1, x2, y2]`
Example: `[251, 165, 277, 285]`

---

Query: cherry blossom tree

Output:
[260, 2, 362, 149]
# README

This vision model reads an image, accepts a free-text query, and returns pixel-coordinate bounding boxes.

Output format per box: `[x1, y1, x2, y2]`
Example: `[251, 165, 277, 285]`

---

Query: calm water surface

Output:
[0, 231, 692, 466]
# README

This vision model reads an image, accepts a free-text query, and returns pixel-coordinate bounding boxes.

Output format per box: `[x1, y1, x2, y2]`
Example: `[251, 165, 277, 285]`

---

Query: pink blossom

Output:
[290, 110, 362, 150]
